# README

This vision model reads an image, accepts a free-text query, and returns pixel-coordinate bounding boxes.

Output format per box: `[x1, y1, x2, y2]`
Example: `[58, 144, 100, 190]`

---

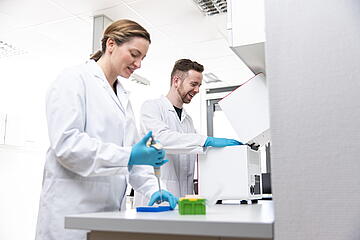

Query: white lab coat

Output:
[35, 60, 156, 240]
[130, 96, 207, 206]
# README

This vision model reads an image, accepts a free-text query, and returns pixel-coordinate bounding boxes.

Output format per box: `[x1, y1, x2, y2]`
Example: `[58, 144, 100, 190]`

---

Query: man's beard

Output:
[177, 86, 191, 104]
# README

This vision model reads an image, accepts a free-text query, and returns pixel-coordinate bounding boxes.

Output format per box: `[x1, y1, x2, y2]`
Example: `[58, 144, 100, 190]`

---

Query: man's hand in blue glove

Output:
[148, 190, 178, 209]
[128, 131, 168, 167]
[203, 137, 243, 148]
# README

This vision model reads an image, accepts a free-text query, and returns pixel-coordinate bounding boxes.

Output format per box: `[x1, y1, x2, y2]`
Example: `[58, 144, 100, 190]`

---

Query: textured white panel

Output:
[266, 0, 360, 239]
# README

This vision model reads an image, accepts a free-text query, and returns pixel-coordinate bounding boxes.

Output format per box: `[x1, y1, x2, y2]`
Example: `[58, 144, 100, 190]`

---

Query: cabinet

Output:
[227, 0, 266, 75]
[227, 0, 265, 46]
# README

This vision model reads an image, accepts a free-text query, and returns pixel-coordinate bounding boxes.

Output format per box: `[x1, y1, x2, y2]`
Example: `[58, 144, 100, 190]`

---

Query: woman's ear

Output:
[106, 38, 116, 53]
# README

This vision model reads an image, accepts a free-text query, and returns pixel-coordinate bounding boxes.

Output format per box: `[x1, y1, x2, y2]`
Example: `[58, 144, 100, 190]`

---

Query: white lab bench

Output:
[65, 200, 274, 240]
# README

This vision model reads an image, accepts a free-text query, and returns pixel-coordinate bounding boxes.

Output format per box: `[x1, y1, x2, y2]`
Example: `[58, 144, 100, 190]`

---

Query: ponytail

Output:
[90, 50, 103, 62]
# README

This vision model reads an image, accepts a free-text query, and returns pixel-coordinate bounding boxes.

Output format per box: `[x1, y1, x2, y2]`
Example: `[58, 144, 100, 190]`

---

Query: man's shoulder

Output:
[143, 97, 161, 103]
[142, 96, 167, 107]
[141, 97, 169, 114]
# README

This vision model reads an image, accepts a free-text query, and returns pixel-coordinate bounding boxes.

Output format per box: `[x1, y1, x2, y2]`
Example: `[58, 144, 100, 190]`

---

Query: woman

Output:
[35, 19, 177, 240]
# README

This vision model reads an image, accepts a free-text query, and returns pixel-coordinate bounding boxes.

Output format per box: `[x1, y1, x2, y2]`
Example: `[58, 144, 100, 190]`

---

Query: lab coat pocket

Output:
[49, 178, 112, 215]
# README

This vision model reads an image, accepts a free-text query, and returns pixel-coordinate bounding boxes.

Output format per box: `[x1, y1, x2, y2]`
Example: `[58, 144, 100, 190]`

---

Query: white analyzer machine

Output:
[198, 73, 270, 203]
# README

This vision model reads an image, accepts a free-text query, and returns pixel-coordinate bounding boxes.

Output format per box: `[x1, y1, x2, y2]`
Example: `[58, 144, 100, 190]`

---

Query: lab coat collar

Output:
[116, 77, 131, 95]
[116, 79, 130, 109]
[86, 60, 128, 114]
[160, 95, 188, 122]
[87, 59, 107, 80]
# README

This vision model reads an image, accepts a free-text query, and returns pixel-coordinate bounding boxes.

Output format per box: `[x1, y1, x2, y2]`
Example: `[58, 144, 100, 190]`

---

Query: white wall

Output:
[0, 49, 90, 240]
[0, 145, 45, 239]
[265, 0, 360, 239]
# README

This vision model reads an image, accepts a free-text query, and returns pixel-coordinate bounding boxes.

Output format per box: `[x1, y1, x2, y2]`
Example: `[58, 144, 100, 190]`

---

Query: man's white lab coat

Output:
[130, 96, 207, 206]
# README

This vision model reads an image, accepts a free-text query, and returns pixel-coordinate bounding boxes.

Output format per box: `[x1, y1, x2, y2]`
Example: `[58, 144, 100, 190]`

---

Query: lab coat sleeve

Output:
[140, 100, 208, 154]
[46, 69, 130, 177]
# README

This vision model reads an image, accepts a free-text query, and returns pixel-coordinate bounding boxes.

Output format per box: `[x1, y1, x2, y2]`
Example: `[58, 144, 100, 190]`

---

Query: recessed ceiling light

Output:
[204, 72, 222, 83]
[129, 73, 150, 86]
[193, 0, 227, 16]
[0, 40, 27, 59]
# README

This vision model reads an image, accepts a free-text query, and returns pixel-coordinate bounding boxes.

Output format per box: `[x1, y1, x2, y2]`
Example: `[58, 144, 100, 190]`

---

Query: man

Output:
[130, 59, 242, 205]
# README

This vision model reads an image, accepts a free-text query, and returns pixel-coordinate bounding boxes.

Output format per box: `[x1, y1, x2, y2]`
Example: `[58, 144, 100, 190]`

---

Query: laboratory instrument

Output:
[198, 73, 270, 203]
[178, 195, 206, 215]
[147, 137, 163, 203]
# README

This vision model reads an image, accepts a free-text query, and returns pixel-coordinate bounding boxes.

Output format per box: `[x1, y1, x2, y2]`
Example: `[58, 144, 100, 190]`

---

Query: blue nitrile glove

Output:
[148, 190, 178, 210]
[128, 131, 168, 167]
[203, 137, 243, 147]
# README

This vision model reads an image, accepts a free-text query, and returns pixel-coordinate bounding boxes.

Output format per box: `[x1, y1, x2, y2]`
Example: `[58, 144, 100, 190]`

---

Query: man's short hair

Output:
[170, 59, 204, 86]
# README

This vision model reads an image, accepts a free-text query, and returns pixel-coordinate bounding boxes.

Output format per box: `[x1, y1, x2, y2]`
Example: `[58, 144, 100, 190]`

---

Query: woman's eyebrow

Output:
[130, 49, 141, 54]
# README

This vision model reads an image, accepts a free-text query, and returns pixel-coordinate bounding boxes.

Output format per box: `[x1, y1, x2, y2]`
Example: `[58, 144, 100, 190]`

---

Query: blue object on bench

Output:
[136, 206, 173, 212]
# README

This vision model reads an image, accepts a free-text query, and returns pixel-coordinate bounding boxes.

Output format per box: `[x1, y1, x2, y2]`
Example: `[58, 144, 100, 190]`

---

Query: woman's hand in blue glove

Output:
[148, 190, 178, 209]
[203, 137, 243, 147]
[128, 131, 168, 167]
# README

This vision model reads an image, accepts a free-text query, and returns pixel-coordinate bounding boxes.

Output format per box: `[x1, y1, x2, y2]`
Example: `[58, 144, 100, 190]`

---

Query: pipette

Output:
[147, 137, 163, 204]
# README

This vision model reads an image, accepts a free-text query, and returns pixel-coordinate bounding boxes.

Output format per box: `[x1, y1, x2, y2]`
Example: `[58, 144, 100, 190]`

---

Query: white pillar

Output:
[92, 15, 113, 52]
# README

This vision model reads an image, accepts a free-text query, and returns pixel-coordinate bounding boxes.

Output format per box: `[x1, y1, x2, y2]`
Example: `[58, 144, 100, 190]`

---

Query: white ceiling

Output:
[0, 0, 253, 89]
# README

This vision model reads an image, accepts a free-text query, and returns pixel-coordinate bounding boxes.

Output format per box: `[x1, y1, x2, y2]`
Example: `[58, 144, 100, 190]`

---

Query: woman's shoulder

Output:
[58, 62, 88, 79]
[53, 62, 89, 86]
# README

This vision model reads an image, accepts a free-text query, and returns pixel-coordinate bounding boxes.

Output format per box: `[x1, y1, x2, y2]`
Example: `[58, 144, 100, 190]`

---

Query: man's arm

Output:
[140, 100, 207, 154]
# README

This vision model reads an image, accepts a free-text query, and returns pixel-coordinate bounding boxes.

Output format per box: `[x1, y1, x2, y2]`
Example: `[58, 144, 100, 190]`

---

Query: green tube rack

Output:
[178, 197, 206, 215]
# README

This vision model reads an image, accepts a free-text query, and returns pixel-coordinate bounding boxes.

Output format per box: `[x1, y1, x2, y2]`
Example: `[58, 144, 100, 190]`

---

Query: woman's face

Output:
[108, 37, 150, 79]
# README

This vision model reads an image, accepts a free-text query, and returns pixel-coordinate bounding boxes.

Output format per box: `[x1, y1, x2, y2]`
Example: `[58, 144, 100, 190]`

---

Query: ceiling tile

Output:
[200, 55, 254, 83]
[201, 55, 248, 71]
[0, 0, 252, 94]
[90, 3, 146, 26]
[181, 38, 234, 61]
[1, 16, 92, 60]
[49, 0, 124, 15]
[0, 0, 72, 30]
[159, 19, 223, 45]
[127, 0, 202, 27]
[212, 67, 254, 84]
[30, 17, 93, 57]
[207, 14, 228, 39]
